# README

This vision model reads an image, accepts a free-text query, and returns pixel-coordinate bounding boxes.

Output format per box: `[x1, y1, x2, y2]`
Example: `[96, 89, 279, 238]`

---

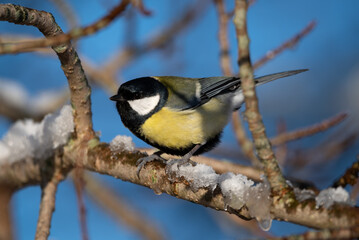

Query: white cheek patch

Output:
[231, 91, 245, 110]
[128, 94, 160, 116]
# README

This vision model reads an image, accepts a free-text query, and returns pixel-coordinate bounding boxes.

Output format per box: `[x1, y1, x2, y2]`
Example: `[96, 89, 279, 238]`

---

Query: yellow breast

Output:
[140, 98, 230, 149]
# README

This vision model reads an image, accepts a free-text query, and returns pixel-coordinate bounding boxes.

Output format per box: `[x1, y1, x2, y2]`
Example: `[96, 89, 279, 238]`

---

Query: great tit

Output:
[110, 69, 307, 175]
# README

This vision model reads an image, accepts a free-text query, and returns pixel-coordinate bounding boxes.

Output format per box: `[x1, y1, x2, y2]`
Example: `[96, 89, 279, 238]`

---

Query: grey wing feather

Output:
[181, 77, 241, 110]
[200, 77, 240, 99]
[167, 69, 307, 111]
[254, 69, 308, 86]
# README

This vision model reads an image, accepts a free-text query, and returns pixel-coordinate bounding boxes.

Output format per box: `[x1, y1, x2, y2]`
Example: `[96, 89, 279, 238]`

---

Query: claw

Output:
[165, 158, 197, 174]
[136, 152, 166, 178]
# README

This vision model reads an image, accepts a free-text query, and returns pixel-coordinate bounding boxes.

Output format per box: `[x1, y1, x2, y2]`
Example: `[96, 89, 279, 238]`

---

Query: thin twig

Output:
[214, 0, 233, 76]
[270, 112, 347, 146]
[50, 0, 79, 29]
[73, 169, 88, 240]
[0, 185, 14, 240]
[35, 152, 69, 240]
[0, 3, 96, 140]
[232, 112, 261, 166]
[80, 0, 209, 95]
[82, 59, 119, 95]
[350, 181, 359, 202]
[103, 0, 209, 74]
[0, 1, 130, 54]
[0, 34, 55, 54]
[253, 21, 316, 70]
[213, 0, 259, 166]
[274, 119, 288, 166]
[332, 156, 359, 188]
[288, 132, 357, 171]
[84, 173, 165, 240]
[130, 0, 152, 16]
[233, 0, 292, 200]
[271, 227, 359, 240]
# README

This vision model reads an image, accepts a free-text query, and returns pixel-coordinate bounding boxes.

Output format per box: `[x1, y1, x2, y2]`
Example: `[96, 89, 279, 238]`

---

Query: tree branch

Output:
[35, 151, 69, 240]
[272, 227, 359, 240]
[0, 3, 96, 141]
[67, 144, 359, 230]
[213, 0, 259, 166]
[84, 173, 165, 240]
[0, 185, 14, 240]
[141, 148, 263, 181]
[103, 0, 209, 74]
[253, 21, 316, 70]
[270, 112, 347, 146]
[332, 156, 359, 188]
[0, 1, 130, 54]
[1, 143, 359, 229]
[233, 0, 292, 200]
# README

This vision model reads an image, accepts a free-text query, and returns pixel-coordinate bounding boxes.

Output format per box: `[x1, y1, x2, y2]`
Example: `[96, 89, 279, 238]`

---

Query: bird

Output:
[110, 69, 307, 176]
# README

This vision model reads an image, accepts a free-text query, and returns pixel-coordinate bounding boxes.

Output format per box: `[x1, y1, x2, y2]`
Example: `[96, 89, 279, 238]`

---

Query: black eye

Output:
[229, 84, 239, 91]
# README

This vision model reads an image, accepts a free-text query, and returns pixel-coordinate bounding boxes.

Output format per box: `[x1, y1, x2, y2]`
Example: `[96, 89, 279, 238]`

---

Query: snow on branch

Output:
[0, 105, 74, 163]
[169, 163, 269, 231]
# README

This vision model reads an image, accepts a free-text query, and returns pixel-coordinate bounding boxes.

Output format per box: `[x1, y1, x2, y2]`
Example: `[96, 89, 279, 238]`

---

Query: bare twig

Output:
[214, 0, 233, 76]
[0, 34, 55, 54]
[81, 58, 119, 95]
[0, 1, 130, 54]
[232, 112, 261, 166]
[130, 0, 152, 16]
[274, 119, 288, 166]
[84, 173, 165, 240]
[0, 185, 14, 240]
[0, 3, 96, 140]
[73, 169, 89, 240]
[233, 0, 292, 200]
[50, 0, 79, 29]
[271, 112, 347, 146]
[271, 227, 359, 240]
[103, 0, 209, 74]
[78, 0, 209, 96]
[35, 152, 69, 240]
[214, 0, 259, 166]
[350, 181, 359, 202]
[253, 21, 316, 70]
[289, 133, 357, 170]
[332, 156, 359, 188]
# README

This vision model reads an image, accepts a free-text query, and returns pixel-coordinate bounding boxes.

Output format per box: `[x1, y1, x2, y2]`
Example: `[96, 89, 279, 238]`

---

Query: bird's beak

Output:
[110, 94, 123, 101]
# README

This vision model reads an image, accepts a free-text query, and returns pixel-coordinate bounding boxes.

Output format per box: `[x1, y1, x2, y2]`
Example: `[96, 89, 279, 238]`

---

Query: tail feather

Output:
[254, 69, 308, 86]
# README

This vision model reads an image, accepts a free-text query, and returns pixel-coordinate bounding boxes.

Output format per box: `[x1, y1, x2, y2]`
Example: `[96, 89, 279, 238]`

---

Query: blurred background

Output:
[1, 0, 359, 239]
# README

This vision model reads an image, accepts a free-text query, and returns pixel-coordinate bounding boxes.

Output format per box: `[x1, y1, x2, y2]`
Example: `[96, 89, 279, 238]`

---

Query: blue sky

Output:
[1, 0, 359, 239]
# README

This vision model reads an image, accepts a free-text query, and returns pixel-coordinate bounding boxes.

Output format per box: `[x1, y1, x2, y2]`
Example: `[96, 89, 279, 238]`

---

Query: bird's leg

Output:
[166, 144, 202, 172]
[136, 150, 166, 178]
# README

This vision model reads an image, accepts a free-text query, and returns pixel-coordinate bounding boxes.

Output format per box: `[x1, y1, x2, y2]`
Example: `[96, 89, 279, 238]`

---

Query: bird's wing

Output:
[156, 69, 307, 111]
[195, 69, 308, 109]
[156, 76, 240, 111]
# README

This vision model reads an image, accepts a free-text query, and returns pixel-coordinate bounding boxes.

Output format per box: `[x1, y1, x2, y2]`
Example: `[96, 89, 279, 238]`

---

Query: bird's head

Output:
[110, 77, 168, 116]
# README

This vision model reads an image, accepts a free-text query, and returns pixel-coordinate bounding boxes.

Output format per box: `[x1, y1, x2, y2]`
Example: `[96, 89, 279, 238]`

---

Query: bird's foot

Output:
[136, 151, 166, 178]
[165, 157, 197, 174]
